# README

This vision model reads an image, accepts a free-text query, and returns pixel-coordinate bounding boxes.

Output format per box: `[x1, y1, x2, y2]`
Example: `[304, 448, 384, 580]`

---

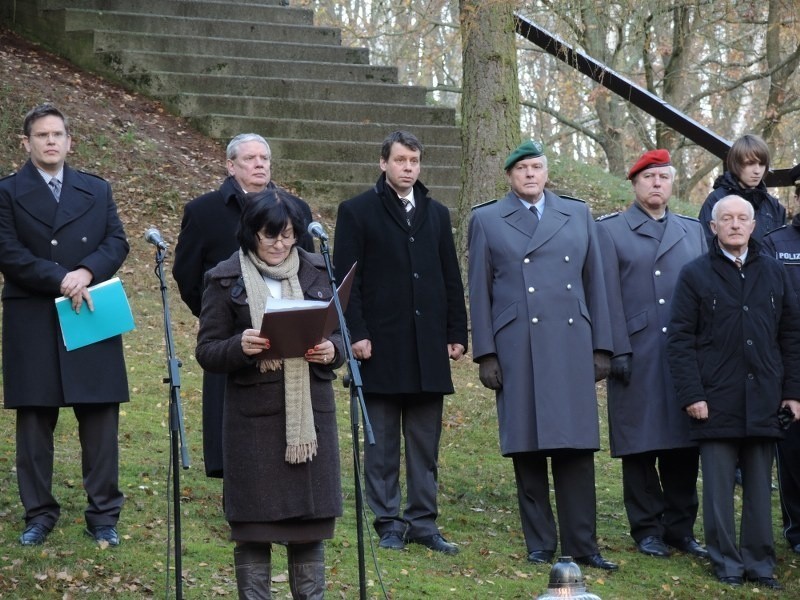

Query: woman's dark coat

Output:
[332, 174, 468, 395]
[195, 249, 344, 524]
[667, 240, 800, 440]
[0, 160, 130, 409]
[698, 172, 785, 246]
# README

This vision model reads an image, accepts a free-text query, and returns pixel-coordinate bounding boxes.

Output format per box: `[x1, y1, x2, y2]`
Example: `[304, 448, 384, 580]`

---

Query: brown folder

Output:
[257, 262, 355, 359]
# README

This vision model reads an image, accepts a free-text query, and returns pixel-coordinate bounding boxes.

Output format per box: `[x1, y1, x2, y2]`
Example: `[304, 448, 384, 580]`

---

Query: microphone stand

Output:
[317, 237, 374, 600]
[150, 242, 191, 600]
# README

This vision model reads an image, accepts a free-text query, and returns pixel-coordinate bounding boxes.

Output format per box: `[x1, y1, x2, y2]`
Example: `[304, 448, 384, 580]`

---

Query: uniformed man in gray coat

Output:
[468, 140, 617, 571]
[596, 149, 708, 560]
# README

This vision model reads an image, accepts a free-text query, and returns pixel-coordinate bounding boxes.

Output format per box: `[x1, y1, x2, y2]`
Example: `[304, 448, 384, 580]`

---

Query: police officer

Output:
[762, 163, 800, 556]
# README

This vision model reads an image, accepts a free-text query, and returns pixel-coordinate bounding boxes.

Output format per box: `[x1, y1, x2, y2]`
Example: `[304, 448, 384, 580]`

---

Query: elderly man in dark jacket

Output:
[173, 133, 314, 478]
[469, 140, 617, 571]
[597, 149, 708, 560]
[668, 195, 800, 589]
[333, 130, 468, 555]
[0, 104, 130, 547]
[762, 172, 800, 556]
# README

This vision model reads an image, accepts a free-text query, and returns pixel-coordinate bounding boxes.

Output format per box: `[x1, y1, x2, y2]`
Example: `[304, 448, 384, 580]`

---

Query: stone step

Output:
[145, 72, 428, 105]
[164, 94, 456, 127]
[276, 159, 461, 188]
[99, 50, 399, 84]
[189, 114, 463, 146]
[267, 138, 461, 165]
[63, 10, 341, 45]
[43, 0, 309, 23]
[280, 180, 460, 218]
[92, 30, 370, 64]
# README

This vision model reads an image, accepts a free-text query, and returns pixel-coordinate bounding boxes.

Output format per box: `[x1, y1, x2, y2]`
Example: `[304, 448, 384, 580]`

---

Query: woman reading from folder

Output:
[196, 190, 344, 599]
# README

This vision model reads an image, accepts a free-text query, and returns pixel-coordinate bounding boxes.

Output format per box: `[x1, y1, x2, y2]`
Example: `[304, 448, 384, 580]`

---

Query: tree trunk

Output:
[456, 0, 520, 272]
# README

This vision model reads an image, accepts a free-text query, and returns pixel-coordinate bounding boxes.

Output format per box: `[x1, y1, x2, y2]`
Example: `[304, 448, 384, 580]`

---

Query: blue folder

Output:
[55, 277, 135, 351]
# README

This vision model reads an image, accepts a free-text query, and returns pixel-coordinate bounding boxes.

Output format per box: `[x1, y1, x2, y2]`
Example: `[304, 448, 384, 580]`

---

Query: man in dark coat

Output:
[668, 194, 800, 589]
[468, 140, 617, 571]
[762, 171, 800, 556]
[597, 149, 708, 559]
[0, 104, 130, 547]
[333, 130, 468, 555]
[172, 133, 314, 478]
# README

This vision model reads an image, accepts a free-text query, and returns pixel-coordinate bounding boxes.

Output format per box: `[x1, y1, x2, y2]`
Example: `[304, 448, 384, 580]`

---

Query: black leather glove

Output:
[593, 351, 611, 382]
[478, 355, 503, 390]
[609, 353, 632, 385]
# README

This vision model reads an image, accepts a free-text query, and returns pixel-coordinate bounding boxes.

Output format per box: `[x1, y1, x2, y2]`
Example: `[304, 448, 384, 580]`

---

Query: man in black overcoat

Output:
[333, 130, 468, 554]
[172, 133, 313, 478]
[0, 104, 130, 547]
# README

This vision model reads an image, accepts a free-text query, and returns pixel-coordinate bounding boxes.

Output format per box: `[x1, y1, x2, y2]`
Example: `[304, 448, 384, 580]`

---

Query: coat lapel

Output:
[525, 191, 568, 255]
[656, 212, 687, 261]
[53, 167, 96, 232]
[13, 161, 58, 228]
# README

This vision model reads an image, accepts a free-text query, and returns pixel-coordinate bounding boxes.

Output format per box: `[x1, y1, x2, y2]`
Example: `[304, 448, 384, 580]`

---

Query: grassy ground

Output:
[0, 27, 798, 599]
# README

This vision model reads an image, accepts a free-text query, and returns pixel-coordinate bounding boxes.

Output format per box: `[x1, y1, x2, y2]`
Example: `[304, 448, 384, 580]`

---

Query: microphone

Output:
[144, 227, 168, 250]
[307, 221, 329, 242]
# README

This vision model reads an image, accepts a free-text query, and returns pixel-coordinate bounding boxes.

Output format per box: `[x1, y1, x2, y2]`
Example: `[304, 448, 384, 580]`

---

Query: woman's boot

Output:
[287, 541, 325, 599]
[234, 542, 272, 599]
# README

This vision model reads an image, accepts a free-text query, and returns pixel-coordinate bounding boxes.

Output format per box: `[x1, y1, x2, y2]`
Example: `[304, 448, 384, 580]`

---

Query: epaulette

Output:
[764, 224, 788, 237]
[558, 194, 586, 203]
[471, 198, 497, 211]
[77, 169, 107, 182]
[596, 211, 620, 221]
[674, 213, 700, 222]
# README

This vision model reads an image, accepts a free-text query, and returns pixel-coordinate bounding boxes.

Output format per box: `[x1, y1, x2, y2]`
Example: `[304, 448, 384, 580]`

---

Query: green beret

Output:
[504, 140, 544, 171]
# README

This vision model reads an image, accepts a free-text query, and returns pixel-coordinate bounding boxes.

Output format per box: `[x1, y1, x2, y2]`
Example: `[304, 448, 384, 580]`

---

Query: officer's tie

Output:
[48, 178, 61, 202]
[529, 205, 539, 232]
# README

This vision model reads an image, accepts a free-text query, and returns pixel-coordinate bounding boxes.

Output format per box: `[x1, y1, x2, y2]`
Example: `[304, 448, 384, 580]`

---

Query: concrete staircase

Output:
[1, 0, 462, 213]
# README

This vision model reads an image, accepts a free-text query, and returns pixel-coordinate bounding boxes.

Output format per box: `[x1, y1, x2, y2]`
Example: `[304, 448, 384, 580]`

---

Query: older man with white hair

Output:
[668, 194, 800, 589]
[173, 133, 314, 479]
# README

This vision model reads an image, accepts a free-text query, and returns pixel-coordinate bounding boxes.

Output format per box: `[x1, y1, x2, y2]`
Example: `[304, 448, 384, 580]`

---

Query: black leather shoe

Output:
[665, 536, 709, 559]
[718, 576, 743, 586]
[19, 523, 50, 546]
[574, 553, 618, 571]
[637, 535, 671, 557]
[527, 550, 554, 564]
[378, 531, 405, 550]
[85, 525, 120, 546]
[792, 543, 800, 555]
[406, 534, 459, 555]
[747, 576, 782, 590]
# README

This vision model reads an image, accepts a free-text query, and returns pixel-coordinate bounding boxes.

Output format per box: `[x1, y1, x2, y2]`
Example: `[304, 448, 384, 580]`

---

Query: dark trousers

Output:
[511, 449, 598, 557]
[778, 421, 800, 547]
[363, 392, 443, 539]
[16, 404, 123, 530]
[700, 439, 776, 579]
[621, 447, 700, 543]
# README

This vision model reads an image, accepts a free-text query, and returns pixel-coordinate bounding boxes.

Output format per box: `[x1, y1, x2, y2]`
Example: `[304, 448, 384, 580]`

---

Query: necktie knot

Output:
[49, 178, 61, 201]
[400, 197, 414, 225]
[734, 256, 743, 269]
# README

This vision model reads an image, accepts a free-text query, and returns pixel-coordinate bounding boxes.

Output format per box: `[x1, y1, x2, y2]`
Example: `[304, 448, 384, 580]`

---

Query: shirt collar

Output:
[517, 193, 545, 216]
[37, 167, 64, 185]
[720, 247, 748, 265]
[398, 188, 415, 207]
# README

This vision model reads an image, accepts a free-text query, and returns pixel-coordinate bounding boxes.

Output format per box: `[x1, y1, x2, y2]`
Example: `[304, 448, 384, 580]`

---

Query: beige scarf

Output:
[239, 247, 317, 463]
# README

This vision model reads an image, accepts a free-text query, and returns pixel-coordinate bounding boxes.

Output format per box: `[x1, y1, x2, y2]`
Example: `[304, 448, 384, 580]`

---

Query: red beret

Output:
[628, 149, 671, 180]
